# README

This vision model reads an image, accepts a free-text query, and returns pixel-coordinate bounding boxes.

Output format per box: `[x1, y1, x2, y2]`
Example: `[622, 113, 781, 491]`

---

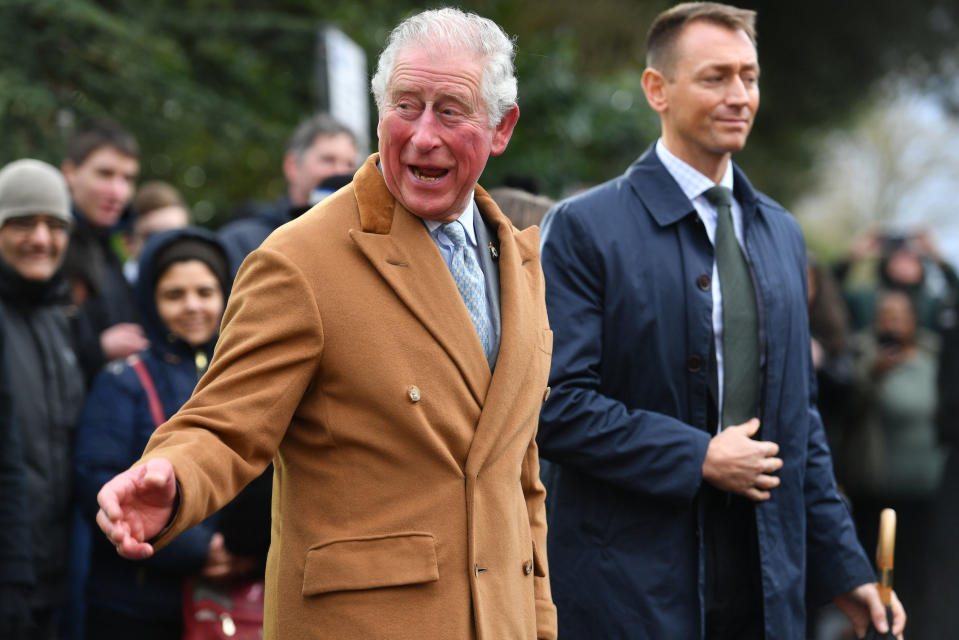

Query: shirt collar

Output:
[422, 200, 478, 246]
[655, 138, 735, 201]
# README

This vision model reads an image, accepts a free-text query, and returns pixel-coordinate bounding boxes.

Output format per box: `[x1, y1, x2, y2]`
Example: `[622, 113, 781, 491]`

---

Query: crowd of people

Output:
[0, 111, 361, 638]
[0, 3, 952, 639]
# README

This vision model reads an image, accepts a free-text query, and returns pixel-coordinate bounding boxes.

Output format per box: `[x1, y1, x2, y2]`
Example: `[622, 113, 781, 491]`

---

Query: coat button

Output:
[543, 386, 551, 403]
[407, 385, 421, 402]
[523, 560, 533, 575]
[686, 355, 703, 372]
[696, 274, 711, 290]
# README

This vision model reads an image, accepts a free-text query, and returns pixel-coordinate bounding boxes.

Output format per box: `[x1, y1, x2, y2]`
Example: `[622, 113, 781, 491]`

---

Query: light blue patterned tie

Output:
[441, 222, 492, 357]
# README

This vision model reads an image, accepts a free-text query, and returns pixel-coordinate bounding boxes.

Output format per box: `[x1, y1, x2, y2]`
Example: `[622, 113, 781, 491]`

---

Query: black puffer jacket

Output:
[0, 258, 85, 610]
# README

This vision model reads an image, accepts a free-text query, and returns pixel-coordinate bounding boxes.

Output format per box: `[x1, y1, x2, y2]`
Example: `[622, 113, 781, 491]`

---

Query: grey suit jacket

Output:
[474, 200, 503, 370]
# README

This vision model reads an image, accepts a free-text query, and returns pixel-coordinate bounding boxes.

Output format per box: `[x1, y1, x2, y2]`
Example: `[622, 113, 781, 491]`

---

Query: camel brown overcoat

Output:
[139, 154, 557, 639]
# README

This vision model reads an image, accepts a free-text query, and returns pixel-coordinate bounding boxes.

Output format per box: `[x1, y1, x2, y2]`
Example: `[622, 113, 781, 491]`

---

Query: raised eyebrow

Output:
[701, 61, 760, 75]
[387, 83, 422, 101]
[437, 93, 472, 111]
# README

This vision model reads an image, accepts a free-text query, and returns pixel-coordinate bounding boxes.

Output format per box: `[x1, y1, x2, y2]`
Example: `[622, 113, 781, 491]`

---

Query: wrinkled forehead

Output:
[390, 39, 486, 80]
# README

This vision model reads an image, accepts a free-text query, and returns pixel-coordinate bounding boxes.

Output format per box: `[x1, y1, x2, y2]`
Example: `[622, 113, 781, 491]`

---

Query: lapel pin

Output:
[488, 241, 499, 260]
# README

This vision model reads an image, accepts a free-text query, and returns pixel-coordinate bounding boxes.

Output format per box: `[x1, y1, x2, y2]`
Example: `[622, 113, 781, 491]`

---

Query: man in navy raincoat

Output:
[538, 3, 906, 638]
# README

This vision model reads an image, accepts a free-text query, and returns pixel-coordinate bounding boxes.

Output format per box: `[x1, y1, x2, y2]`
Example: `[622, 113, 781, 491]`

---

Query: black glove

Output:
[0, 583, 32, 640]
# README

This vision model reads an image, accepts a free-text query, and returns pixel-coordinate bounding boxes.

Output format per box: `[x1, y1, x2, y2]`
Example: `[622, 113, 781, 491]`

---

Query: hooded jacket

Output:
[74, 227, 230, 623]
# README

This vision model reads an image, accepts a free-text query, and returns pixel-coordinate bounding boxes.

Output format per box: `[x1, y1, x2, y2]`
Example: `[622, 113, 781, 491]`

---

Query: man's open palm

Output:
[96, 457, 177, 559]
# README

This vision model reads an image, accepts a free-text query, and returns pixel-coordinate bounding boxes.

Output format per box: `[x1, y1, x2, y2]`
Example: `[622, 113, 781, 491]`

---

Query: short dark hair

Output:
[286, 114, 356, 158]
[132, 181, 189, 221]
[646, 2, 756, 77]
[65, 120, 139, 165]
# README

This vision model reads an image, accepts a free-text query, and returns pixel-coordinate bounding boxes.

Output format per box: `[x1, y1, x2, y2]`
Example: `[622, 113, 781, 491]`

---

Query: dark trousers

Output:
[702, 483, 765, 640]
[85, 606, 181, 640]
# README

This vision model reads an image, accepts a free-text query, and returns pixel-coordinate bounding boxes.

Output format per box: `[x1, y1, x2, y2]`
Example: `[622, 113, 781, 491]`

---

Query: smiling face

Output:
[0, 215, 70, 281]
[62, 146, 139, 229]
[154, 259, 224, 348]
[377, 45, 518, 223]
[642, 20, 759, 180]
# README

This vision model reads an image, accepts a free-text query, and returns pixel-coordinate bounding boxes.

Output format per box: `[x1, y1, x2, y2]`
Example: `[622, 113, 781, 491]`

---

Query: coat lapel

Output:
[349, 155, 492, 405]
[465, 187, 542, 474]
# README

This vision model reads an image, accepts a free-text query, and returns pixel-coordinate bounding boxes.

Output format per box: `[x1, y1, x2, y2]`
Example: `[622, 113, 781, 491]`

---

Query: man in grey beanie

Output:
[0, 158, 86, 639]
[0, 159, 74, 281]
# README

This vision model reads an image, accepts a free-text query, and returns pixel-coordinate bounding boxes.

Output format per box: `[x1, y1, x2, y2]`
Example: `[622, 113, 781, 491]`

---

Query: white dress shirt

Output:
[655, 139, 750, 431]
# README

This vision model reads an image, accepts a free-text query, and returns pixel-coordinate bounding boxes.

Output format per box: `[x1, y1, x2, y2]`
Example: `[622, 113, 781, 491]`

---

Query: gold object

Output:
[195, 351, 209, 374]
[876, 508, 896, 605]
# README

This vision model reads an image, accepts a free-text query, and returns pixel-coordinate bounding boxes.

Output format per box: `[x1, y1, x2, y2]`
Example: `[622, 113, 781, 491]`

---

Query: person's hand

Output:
[911, 228, 942, 262]
[872, 345, 905, 377]
[100, 322, 149, 361]
[202, 533, 233, 579]
[848, 228, 881, 261]
[811, 337, 824, 370]
[202, 532, 261, 579]
[834, 582, 905, 639]
[702, 418, 782, 501]
[96, 458, 177, 560]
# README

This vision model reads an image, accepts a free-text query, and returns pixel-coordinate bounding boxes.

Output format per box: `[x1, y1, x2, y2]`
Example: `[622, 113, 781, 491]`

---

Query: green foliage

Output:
[2, 0, 958, 226]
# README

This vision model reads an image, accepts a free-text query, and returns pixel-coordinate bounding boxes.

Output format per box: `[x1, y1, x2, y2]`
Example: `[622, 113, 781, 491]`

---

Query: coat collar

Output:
[626, 144, 762, 228]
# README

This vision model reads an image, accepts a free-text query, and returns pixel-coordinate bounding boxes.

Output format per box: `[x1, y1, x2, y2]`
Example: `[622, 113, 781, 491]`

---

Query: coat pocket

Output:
[301, 532, 439, 596]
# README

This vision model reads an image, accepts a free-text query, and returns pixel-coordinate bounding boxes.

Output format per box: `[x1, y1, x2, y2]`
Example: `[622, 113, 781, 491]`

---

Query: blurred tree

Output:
[795, 77, 959, 260]
[1, 0, 958, 225]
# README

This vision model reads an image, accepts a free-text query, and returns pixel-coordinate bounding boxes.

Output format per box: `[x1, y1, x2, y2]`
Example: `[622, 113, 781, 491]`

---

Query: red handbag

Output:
[182, 577, 265, 640]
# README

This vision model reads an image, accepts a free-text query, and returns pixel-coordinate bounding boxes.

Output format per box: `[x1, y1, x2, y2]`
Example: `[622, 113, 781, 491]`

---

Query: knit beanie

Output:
[0, 159, 73, 228]
[152, 236, 231, 298]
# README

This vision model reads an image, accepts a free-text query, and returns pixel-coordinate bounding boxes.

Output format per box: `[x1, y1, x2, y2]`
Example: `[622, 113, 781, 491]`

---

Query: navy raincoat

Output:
[538, 148, 874, 639]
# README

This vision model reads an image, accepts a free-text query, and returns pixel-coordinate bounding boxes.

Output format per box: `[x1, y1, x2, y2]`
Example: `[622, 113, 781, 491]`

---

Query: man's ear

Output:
[281, 151, 299, 184]
[641, 68, 669, 114]
[61, 160, 77, 189]
[490, 104, 520, 157]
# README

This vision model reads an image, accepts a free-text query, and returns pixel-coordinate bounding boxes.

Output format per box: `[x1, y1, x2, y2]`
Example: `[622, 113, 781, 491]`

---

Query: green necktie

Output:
[704, 186, 759, 428]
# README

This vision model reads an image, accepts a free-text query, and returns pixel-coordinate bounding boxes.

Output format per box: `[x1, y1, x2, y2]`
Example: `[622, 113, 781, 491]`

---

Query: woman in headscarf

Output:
[74, 227, 237, 638]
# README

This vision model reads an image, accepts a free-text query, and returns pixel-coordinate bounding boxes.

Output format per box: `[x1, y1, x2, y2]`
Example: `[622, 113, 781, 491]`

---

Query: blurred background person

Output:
[60, 120, 146, 383]
[807, 253, 856, 460]
[834, 227, 959, 333]
[925, 280, 959, 637]
[841, 290, 943, 640]
[73, 228, 240, 639]
[64, 179, 192, 639]
[486, 185, 554, 230]
[122, 180, 192, 285]
[0, 159, 86, 639]
[218, 113, 358, 270]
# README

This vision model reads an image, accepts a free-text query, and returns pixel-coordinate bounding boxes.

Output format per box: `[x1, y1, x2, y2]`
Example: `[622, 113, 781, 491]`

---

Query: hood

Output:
[136, 227, 233, 362]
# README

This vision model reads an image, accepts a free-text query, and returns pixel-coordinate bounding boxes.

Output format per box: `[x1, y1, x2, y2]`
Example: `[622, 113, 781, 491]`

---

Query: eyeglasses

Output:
[3, 215, 70, 235]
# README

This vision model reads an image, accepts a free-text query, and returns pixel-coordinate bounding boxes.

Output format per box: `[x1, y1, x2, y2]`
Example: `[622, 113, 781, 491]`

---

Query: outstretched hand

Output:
[702, 418, 782, 501]
[835, 582, 905, 639]
[96, 457, 177, 560]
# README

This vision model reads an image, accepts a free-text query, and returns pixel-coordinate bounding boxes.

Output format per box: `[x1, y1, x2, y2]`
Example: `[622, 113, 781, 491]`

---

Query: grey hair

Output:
[286, 113, 356, 158]
[370, 8, 518, 128]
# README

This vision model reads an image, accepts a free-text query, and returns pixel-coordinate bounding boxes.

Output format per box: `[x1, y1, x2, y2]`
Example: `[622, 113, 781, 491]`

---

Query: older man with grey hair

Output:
[95, 8, 556, 640]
